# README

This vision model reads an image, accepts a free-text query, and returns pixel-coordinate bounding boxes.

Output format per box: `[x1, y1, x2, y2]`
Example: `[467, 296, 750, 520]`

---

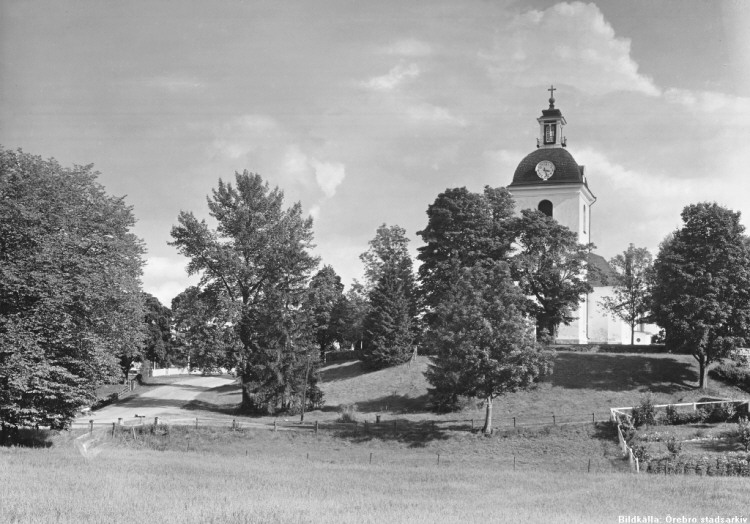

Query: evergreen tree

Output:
[360, 225, 418, 369]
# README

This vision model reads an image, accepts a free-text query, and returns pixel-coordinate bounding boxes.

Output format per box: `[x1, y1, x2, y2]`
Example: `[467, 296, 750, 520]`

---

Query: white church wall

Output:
[510, 185, 592, 244]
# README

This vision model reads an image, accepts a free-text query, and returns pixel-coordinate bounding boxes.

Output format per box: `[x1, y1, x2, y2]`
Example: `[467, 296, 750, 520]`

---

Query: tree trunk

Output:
[630, 322, 635, 346]
[482, 396, 493, 435]
[698, 356, 708, 390]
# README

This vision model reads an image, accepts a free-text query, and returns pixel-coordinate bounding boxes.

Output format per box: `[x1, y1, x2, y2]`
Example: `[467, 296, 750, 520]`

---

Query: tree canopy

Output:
[417, 186, 516, 321]
[305, 265, 347, 356]
[169, 171, 320, 413]
[651, 203, 750, 389]
[0, 148, 145, 434]
[510, 208, 593, 339]
[424, 262, 552, 432]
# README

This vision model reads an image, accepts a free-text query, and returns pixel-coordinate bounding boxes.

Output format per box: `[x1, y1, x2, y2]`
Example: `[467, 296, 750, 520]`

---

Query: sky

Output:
[2, 0, 749, 307]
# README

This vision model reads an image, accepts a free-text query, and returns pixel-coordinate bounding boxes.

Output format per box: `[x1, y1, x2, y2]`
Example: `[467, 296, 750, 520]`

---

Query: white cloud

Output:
[405, 103, 467, 126]
[382, 39, 432, 57]
[211, 114, 281, 160]
[311, 159, 346, 198]
[142, 256, 199, 306]
[482, 2, 660, 96]
[363, 62, 421, 91]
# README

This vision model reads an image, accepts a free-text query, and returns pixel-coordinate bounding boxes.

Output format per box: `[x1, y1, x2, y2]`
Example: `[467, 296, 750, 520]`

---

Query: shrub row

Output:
[629, 394, 741, 428]
[641, 453, 750, 476]
[710, 362, 750, 392]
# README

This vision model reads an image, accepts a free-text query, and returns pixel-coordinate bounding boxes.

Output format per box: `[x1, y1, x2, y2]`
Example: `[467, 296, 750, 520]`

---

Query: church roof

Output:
[509, 147, 587, 187]
[587, 253, 618, 287]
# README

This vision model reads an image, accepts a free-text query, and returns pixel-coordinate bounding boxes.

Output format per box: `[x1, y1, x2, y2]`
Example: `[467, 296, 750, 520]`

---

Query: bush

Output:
[710, 361, 750, 391]
[338, 403, 359, 423]
[632, 394, 657, 427]
[666, 434, 682, 455]
[737, 417, 750, 451]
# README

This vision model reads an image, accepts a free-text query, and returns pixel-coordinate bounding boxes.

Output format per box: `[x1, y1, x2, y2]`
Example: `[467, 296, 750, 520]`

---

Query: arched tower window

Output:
[538, 200, 553, 217]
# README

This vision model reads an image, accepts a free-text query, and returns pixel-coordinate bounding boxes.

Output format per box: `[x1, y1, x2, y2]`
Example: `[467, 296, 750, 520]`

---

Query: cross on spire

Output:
[548, 85, 556, 108]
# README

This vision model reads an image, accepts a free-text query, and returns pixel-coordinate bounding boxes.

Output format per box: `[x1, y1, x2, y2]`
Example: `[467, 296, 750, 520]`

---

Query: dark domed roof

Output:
[509, 148, 585, 187]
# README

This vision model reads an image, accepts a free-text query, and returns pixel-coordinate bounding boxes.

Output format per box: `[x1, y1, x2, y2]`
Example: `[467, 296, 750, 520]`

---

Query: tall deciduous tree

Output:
[417, 186, 516, 324]
[171, 286, 239, 373]
[360, 225, 418, 369]
[305, 265, 347, 357]
[651, 203, 750, 389]
[510, 209, 593, 339]
[141, 293, 173, 369]
[0, 148, 145, 434]
[425, 262, 553, 431]
[169, 172, 320, 413]
[599, 244, 653, 345]
[341, 280, 369, 351]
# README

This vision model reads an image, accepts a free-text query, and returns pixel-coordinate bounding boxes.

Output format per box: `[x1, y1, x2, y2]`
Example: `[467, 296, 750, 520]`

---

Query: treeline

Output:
[3, 147, 750, 436]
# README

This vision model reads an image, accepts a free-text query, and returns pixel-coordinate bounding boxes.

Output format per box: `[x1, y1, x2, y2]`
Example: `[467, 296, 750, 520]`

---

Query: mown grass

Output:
[2, 427, 749, 523]
[186, 352, 748, 427]
[6, 351, 750, 523]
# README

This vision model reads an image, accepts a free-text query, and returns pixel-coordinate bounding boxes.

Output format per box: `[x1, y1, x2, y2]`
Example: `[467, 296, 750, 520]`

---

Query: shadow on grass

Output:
[319, 360, 377, 382]
[331, 419, 451, 448]
[550, 353, 697, 393]
[0, 427, 55, 448]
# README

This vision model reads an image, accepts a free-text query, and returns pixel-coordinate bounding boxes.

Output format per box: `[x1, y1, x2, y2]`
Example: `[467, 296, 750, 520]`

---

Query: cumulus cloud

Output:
[211, 114, 281, 160]
[483, 2, 660, 96]
[142, 256, 199, 306]
[311, 159, 346, 198]
[363, 62, 421, 91]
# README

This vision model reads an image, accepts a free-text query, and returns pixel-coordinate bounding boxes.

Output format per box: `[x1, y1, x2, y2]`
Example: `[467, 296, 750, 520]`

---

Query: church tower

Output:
[508, 87, 596, 343]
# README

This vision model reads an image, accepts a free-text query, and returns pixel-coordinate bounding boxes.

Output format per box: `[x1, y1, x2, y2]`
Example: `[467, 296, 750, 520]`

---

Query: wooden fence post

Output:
[552, 414, 556, 425]
[273, 420, 277, 432]
[592, 413, 595, 423]
[89, 420, 93, 434]
[513, 455, 516, 471]
[513, 417, 516, 428]
[111, 422, 115, 438]
[369, 452, 372, 464]
[195, 418, 198, 429]
[314, 421, 318, 434]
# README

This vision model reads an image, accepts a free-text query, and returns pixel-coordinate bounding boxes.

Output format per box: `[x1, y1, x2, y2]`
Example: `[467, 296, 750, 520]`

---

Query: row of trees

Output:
[4, 146, 749, 435]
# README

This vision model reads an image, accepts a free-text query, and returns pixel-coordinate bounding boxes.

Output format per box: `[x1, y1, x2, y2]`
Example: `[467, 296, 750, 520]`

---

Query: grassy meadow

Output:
[3, 350, 750, 523]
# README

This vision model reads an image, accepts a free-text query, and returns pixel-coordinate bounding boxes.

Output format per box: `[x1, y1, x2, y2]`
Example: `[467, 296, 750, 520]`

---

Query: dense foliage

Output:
[171, 286, 239, 373]
[424, 262, 553, 432]
[170, 172, 321, 413]
[651, 203, 750, 389]
[0, 148, 145, 433]
[417, 186, 516, 325]
[510, 209, 593, 339]
[305, 265, 347, 357]
[360, 225, 419, 369]
[141, 293, 175, 369]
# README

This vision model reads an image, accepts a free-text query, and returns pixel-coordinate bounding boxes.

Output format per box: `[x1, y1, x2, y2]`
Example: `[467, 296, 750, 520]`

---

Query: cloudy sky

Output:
[2, 0, 749, 306]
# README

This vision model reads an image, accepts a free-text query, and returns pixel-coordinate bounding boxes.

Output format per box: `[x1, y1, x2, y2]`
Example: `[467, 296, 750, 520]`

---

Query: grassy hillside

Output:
[186, 351, 748, 427]
[5, 350, 750, 523]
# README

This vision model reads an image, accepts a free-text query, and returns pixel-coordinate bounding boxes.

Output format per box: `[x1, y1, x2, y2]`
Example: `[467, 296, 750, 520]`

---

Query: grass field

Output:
[2, 427, 750, 523]
[4, 350, 750, 523]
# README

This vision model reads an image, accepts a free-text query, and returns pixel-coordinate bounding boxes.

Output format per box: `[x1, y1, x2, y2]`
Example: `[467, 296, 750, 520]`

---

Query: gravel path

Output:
[72, 375, 236, 426]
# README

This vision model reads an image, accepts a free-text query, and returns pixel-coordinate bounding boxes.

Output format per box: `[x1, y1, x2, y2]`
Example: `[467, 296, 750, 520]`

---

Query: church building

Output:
[507, 87, 657, 345]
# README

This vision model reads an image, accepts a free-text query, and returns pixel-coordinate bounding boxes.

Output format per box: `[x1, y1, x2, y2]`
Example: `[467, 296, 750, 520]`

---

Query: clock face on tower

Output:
[535, 160, 555, 180]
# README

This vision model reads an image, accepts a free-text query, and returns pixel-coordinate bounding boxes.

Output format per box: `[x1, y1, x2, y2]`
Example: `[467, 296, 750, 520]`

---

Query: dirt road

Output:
[72, 375, 235, 426]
